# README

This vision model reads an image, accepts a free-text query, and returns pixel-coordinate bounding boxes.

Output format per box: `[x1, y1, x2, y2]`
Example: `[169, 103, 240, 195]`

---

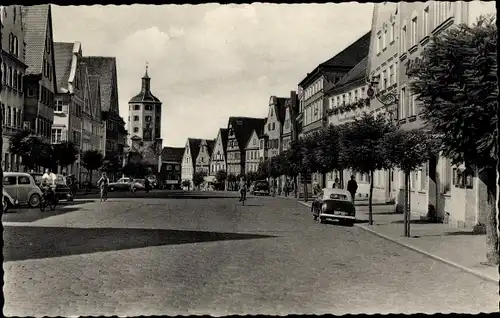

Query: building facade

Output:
[245, 127, 263, 174]
[226, 117, 266, 177]
[368, 1, 496, 228]
[159, 146, 183, 189]
[181, 138, 201, 188]
[263, 96, 287, 159]
[1, 5, 27, 172]
[22, 5, 57, 147]
[210, 128, 228, 176]
[281, 91, 299, 151]
[53, 42, 84, 176]
[195, 139, 214, 176]
[81, 56, 127, 164]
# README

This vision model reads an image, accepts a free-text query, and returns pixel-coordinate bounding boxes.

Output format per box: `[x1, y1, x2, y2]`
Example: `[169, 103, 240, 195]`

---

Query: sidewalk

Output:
[297, 200, 498, 283]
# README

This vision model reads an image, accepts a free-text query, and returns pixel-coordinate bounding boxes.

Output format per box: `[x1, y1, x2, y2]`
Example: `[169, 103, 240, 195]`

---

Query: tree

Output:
[256, 161, 270, 180]
[181, 180, 191, 190]
[384, 129, 438, 236]
[53, 141, 79, 173]
[339, 113, 397, 225]
[227, 173, 237, 191]
[281, 141, 303, 198]
[246, 171, 258, 184]
[81, 150, 104, 185]
[9, 130, 47, 170]
[215, 169, 227, 189]
[102, 152, 122, 180]
[38, 142, 56, 172]
[192, 171, 206, 189]
[298, 134, 320, 202]
[315, 125, 343, 187]
[122, 162, 149, 179]
[408, 16, 498, 264]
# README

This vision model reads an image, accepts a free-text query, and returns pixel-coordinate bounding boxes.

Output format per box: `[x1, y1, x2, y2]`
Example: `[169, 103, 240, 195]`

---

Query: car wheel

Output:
[29, 193, 41, 208]
[3, 196, 9, 213]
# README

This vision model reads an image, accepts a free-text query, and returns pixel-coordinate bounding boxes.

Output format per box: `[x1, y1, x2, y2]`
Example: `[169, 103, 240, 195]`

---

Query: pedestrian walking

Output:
[97, 172, 109, 202]
[332, 178, 342, 189]
[347, 175, 358, 204]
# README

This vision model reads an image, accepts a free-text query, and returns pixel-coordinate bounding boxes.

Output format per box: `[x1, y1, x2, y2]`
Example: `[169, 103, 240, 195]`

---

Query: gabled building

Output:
[210, 128, 228, 176]
[195, 139, 214, 176]
[226, 117, 266, 177]
[296, 31, 371, 188]
[181, 138, 202, 188]
[159, 146, 184, 189]
[244, 120, 265, 174]
[22, 5, 57, 146]
[281, 91, 299, 152]
[53, 42, 83, 157]
[1, 5, 28, 172]
[80, 56, 127, 164]
[263, 96, 287, 159]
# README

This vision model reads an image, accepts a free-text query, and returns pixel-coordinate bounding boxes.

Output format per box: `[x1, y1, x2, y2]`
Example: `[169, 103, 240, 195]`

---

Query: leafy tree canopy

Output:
[192, 171, 206, 186]
[215, 170, 227, 183]
[81, 150, 104, 172]
[53, 141, 79, 168]
[409, 15, 497, 169]
[314, 125, 343, 174]
[122, 162, 149, 178]
[227, 173, 237, 182]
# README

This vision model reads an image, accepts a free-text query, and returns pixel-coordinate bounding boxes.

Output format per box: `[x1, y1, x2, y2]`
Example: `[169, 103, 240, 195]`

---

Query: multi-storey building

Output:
[53, 42, 84, 176]
[159, 146, 183, 189]
[325, 56, 371, 193]
[195, 139, 214, 176]
[281, 90, 299, 151]
[244, 121, 265, 174]
[127, 65, 162, 170]
[22, 5, 57, 147]
[181, 138, 202, 188]
[210, 128, 228, 176]
[297, 31, 371, 187]
[226, 117, 266, 177]
[263, 96, 287, 159]
[368, 1, 496, 228]
[1, 5, 27, 172]
[257, 129, 268, 164]
[80, 56, 127, 164]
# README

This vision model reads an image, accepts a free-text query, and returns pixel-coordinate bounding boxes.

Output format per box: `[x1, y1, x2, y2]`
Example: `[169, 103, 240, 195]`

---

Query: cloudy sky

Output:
[52, 3, 373, 147]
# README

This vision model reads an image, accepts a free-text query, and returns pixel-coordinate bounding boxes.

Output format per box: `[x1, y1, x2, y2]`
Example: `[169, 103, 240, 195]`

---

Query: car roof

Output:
[4, 172, 32, 177]
[321, 188, 352, 198]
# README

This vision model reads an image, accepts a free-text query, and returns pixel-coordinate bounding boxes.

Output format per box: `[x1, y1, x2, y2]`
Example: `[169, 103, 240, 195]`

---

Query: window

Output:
[1, 63, 5, 84]
[411, 17, 418, 47]
[18, 176, 31, 185]
[17, 71, 22, 91]
[155, 116, 160, 123]
[52, 128, 62, 143]
[6, 106, 11, 126]
[145, 105, 152, 111]
[133, 127, 139, 133]
[134, 105, 140, 110]
[272, 122, 275, 130]
[8, 66, 12, 87]
[423, 6, 429, 36]
[361, 87, 365, 98]
[401, 25, 407, 52]
[133, 116, 139, 121]
[390, 22, 395, 43]
[145, 116, 152, 122]
[409, 94, 416, 117]
[3, 176, 16, 185]
[389, 65, 394, 86]
[383, 29, 387, 49]
[399, 87, 406, 119]
[55, 100, 63, 112]
[376, 31, 381, 54]
[382, 70, 387, 89]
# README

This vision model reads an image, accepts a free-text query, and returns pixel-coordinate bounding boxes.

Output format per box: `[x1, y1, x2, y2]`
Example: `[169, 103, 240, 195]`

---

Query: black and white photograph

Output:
[0, 1, 498, 316]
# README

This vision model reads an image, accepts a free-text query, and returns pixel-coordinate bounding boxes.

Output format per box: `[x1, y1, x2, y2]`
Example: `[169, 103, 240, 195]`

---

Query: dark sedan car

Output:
[30, 173, 71, 200]
[250, 180, 270, 196]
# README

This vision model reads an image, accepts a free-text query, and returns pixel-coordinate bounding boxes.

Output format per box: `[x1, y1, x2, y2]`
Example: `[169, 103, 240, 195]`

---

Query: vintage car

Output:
[315, 188, 356, 225]
[131, 179, 146, 192]
[250, 180, 270, 196]
[3, 172, 44, 208]
[108, 177, 145, 192]
[30, 173, 71, 201]
[3, 190, 17, 213]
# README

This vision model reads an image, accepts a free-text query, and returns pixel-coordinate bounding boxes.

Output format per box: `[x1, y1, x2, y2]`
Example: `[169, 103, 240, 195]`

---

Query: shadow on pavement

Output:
[391, 219, 439, 225]
[3, 226, 277, 262]
[59, 200, 95, 206]
[354, 202, 393, 207]
[242, 204, 261, 207]
[2, 207, 82, 223]
[76, 191, 241, 200]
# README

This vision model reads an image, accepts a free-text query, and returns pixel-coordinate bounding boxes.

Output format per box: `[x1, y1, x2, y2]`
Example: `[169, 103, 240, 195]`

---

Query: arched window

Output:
[14, 36, 18, 56]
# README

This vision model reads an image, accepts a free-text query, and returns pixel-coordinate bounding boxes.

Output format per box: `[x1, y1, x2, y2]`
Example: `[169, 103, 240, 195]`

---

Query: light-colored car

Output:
[3, 172, 43, 208]
[108, 177, 133, 192]
[3, 190, 16, 213]
[131, 179, 146, 192]
[317, 188, 356, 225]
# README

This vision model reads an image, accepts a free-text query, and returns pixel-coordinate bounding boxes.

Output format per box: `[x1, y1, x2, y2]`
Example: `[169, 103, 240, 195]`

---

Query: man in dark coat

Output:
[347, 175, 358, 204]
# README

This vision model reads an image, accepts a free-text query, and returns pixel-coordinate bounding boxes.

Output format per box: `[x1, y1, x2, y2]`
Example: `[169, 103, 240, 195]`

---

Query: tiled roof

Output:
[299, 31, 371, 86]
[53, 42, 73, 93]
[129, 91, 161, 103]
[80, 56, 117, 112]
[188, 138, 203, 164]
[275, 97, 288, 124]
[22, 5, 50, 75]
[330, 56, 368, 93]
[206, 139, 215, 157]
[161, 147, 184, 162]
[228, 117, 267, 151]
[89, 75, 101, 114]
[220, 128, 229, 154]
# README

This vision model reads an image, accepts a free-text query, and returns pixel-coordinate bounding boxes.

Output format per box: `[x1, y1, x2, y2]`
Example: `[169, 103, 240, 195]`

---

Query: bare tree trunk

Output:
[404, 171, 410, 237]
[294, 175, 298, 198]
[482, 167, 499, 265]
[368, 170, 374, 225]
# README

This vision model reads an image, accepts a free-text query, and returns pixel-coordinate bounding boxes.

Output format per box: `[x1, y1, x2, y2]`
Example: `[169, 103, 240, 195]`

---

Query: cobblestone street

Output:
[3, 192, 497, 316]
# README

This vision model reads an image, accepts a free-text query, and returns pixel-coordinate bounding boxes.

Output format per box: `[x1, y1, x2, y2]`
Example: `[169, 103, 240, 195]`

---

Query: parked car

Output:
[316, 188, 356, 226]
[108, 177, 134, 192]
[3, 172, 44, 208]
[29, 173, 71, 201]
[3, 190, 17, 213]
[250, 180, 270, 196]
[131, 179, 146, 192]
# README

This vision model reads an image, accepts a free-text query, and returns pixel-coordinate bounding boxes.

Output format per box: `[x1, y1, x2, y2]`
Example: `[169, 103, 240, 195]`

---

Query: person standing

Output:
[332, 178, 341, 189]
[238, 177, 247, 202]
[347, 175, 358, 204]
[97, 172, 109, 202]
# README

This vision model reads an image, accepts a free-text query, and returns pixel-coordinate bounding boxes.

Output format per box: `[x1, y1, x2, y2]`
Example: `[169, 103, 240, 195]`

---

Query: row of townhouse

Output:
[169, 90, 299, 190]
[0, 5, 127, 183]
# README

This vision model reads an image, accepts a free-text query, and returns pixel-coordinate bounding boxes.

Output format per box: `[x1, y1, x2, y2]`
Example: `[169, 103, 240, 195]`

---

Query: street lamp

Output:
[366, 75, 399, 121]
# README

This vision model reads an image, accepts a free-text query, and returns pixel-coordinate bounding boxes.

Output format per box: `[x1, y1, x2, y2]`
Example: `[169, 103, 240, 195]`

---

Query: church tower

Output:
[128, 63, 162, 168]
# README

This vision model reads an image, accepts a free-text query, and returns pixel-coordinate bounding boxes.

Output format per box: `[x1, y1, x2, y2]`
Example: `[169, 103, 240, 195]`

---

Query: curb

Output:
[354, 223, 498, 284]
